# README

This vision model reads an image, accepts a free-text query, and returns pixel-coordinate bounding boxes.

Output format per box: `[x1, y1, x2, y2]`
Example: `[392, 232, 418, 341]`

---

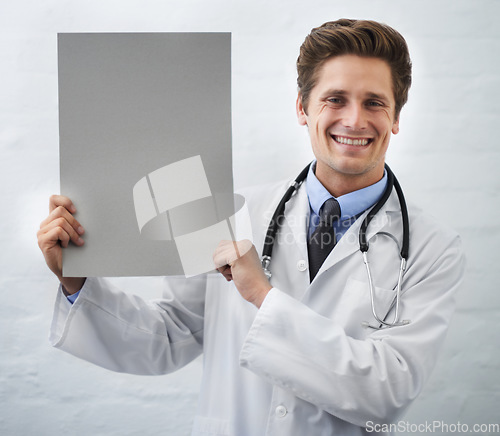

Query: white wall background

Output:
[1, 0, 499, 434]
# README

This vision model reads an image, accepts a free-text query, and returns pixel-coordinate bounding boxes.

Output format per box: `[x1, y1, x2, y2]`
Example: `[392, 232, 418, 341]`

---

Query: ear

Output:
[296, 94, 308, 126]
[392, 116, 400, 135]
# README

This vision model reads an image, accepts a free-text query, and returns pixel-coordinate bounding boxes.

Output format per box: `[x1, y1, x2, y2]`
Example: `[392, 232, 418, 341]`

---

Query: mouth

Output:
[331, 135, 373, 146]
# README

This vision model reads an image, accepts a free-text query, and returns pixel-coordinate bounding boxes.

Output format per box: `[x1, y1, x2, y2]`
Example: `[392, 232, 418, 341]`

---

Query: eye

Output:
[327, 97, 343, 105]
[366, 100, 384, 108]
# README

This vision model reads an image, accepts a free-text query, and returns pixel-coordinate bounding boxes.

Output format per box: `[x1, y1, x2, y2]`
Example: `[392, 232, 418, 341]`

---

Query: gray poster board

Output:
[58, 33, 234, 277]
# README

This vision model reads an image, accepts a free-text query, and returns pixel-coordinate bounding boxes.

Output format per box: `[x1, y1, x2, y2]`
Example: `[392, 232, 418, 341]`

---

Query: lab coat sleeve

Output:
[50, 276, 205, 375]
[239, 235, 465, 427]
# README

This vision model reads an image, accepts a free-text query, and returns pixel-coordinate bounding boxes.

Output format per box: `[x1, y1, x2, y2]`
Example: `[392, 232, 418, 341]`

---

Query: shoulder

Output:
[403, 199, 464, 275]
[237, 178, 293, 212]
[406, 199, 461, 244]
[234, 179, 298, 245]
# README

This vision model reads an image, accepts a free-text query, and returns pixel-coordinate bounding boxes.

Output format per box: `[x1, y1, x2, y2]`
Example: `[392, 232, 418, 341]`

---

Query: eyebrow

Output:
[366, 92, 390, 103]
[322, 89, 391, 103]
[323, 89, 347, 96]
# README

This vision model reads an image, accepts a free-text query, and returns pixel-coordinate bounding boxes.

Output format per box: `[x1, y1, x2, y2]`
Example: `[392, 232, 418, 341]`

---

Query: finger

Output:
[49, 195, 77, 214]
[213, 240, 253, 269]
[213, 240, 233, 268]
[216, 265, 233, 282]
[222, 240, 253, 266]
[40, 205, 85, 237]
[231, 240, 241, 259]
[38, 225, 71, 251]
[38, 215, 85, 247]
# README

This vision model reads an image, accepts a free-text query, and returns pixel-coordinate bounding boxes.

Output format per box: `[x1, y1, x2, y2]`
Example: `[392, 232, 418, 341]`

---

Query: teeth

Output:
[334, 136, 369, 146]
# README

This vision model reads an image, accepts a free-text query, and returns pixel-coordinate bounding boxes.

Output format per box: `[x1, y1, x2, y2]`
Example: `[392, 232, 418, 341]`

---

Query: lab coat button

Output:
[275, 405, 287, 418]
[297, 260, 307, 272]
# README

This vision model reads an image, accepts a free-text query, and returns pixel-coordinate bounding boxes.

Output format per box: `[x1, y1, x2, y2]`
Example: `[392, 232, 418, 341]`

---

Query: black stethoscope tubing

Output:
[261, 162, 410, 277]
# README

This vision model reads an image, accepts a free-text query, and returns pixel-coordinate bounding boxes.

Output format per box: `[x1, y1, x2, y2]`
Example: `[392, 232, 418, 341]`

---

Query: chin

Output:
[326, 157, 373, 176]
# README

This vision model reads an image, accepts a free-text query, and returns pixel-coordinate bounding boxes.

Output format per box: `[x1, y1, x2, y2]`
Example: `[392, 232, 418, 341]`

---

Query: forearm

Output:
[240, 289, 416, 425]
[240, 277, 458, 426]
[50, 276, 206, 375]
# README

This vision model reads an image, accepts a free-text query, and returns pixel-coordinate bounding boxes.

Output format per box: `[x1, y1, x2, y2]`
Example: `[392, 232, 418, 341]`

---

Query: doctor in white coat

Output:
[38, 19, 465, 436]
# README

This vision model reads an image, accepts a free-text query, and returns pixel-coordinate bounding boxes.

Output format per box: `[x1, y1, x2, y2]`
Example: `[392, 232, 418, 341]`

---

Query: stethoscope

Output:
[260, 162, 411, 330]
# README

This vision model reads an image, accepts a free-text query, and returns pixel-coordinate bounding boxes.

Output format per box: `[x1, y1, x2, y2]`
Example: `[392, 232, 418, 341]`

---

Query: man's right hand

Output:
[37, 195, 86, 294]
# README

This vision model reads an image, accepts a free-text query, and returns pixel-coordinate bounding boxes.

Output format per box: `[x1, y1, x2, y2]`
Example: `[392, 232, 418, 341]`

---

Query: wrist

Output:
[60, 277, 86, 295]
[249, 284, 272, 309]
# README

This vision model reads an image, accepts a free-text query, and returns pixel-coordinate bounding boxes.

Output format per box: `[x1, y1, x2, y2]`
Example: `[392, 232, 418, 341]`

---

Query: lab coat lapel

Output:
[282, 181, 310, 261]
[313, 189, 401, 281]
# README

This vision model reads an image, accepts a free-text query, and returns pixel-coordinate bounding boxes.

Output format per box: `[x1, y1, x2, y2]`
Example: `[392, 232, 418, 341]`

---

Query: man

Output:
[38, 19, 464, 435]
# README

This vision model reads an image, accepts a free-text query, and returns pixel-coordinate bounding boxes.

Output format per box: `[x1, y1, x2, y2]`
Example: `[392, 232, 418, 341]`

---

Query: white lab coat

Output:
[50, 177, 465, 436]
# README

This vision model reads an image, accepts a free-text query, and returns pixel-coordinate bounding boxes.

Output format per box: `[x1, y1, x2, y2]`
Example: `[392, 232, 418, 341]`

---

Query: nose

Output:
[342, 103, 367, 130]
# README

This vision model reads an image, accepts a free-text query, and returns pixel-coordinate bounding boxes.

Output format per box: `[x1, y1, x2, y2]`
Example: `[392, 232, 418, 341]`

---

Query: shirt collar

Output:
[306, 161, 388, 221]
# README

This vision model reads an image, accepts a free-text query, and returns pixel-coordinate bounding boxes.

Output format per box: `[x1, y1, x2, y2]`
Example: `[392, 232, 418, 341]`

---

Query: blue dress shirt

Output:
[306, 162, 387, 240]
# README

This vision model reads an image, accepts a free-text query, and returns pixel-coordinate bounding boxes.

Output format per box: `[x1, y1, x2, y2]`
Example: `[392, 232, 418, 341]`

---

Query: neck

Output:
[315, 163, 385, 197]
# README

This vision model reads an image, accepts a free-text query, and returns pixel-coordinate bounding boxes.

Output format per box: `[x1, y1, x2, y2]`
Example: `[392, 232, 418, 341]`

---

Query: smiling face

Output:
[297, 55, 400, 196]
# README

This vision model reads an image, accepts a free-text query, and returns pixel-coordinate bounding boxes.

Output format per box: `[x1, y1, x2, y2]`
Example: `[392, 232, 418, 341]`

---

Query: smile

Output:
[332, 135, 373, 146]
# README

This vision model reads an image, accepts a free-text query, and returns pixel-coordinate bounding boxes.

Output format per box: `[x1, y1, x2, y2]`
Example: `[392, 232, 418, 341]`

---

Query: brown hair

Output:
[297, 19, 412, 118]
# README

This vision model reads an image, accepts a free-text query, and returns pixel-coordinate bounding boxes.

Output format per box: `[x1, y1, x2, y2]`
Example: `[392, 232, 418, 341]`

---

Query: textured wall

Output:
[1, 0, 498, 435]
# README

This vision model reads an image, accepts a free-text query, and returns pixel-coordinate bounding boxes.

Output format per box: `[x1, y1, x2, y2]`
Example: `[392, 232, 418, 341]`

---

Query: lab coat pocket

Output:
[338, 277, 396, 337]
[192, 415, 229, 436]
